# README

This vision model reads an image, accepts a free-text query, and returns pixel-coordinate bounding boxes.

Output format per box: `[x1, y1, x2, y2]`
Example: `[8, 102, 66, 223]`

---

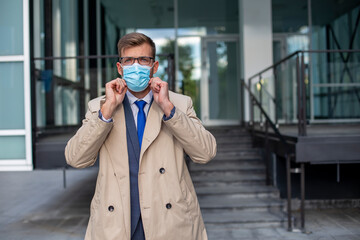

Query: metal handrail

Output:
[245, 49, 360, 232]
[243, 79, 298, 231]
[248, 49, 360, 136]
[248, 49, 360, 82]
[242, 80, 290, 150]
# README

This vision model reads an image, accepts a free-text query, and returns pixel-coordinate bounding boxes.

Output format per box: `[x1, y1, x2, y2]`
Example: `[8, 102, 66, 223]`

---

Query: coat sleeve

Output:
[64, 101, 114, 168]
[163, 96, 217, 164]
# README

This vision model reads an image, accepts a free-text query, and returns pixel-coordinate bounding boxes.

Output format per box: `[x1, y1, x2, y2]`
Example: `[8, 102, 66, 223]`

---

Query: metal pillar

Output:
[286, 154, 306, 232]
[286, 154, 292, 231]
[300, 163, 305, 230]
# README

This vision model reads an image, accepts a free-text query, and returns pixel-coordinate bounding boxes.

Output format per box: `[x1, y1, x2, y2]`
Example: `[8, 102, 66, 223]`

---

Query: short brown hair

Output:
[117, 32, 156, 58]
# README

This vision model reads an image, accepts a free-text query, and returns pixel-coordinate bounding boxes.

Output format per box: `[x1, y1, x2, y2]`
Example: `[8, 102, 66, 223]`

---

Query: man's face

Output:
[117, 43, 159, 79]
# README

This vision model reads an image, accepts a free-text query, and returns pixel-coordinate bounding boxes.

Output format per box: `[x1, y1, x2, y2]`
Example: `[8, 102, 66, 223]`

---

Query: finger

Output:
[150, 78, 158, 88]
[150, 81, 160, 92]
[160, 81, 168, 90]
[119, 79, 128, 94]
[120, 85, 128, 94]
[119, 78, 127, 86]
[106, 81, 116, 92]
[116, 78, 121, 92]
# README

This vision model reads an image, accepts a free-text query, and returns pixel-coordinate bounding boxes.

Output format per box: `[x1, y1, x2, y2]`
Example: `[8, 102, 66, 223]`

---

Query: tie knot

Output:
[135, 100, 146, 110]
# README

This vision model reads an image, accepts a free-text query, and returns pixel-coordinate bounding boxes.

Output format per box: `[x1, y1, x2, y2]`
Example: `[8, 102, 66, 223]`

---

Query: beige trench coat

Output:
[65, 91, 217, 240]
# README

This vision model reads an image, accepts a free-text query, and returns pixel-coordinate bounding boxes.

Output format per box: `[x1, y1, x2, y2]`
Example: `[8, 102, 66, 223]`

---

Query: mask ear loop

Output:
[118, 58, 125, 78]
[149, 61, 156, 78]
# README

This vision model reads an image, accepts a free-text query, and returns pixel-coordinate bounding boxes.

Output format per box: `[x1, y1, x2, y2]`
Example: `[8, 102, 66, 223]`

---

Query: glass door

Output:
[201, 36, 241, 125]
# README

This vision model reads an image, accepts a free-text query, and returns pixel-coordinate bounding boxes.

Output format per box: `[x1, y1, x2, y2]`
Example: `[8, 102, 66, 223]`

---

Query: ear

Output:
[152, 61, 159, 75]
[116, 62, 123, 76]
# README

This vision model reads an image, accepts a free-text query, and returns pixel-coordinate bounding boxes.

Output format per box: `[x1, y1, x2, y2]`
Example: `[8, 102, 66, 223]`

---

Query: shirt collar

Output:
[126, 90, 153, 105]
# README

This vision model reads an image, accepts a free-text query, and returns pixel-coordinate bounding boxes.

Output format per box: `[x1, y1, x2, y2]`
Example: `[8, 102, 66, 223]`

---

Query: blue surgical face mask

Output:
[122, 63, 152, 92]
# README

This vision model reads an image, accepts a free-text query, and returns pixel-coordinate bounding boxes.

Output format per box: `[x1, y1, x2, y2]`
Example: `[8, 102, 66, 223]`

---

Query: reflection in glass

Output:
[311, 3, 360, 51]
[35, 58, 90, 128]
[314, 86, 360, 119]
[207, 41, 239, 120]
[312, 52, 360, 119]
[52, 0, 79, 82]
[177, 37, 201, 114]
[179, 0, 238, 35]
[0, 63, 25, 129]
[274, 57, 298, 123]
[0, 0, 23, 55]
[0, 136, 26, 160]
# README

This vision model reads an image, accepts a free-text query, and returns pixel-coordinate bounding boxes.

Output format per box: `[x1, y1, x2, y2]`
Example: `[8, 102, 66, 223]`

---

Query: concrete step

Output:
[216, 145, 255, 152]
[203, 209, 286, 227]
[213, 151, 262, 161]
[198, 195, 284, 211]
[215, 137, 252, 144]
[194, 126, 287, 231]
[189, 160, 265, 172]
[208, 127, 249, 134]
[191, 171, 266, 185]
[195, 185, 280, 199]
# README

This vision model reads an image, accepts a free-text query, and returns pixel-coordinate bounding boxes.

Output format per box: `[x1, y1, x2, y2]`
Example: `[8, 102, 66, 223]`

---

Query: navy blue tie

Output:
[135, 100, 146, 148]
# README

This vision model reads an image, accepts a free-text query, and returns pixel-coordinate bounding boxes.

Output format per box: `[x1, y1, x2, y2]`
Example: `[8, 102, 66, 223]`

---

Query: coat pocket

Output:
[179, 176, 197, 222]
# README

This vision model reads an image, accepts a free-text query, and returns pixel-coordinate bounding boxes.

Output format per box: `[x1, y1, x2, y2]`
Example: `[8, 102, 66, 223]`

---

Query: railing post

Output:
[297, 52, 307, 137]
[286, 154, 292, 231]
[249, 78, 254, 129]
[273, 65, 278, 126]
[296, 53, 304, 136]
[300, 163, 305, 231]
[265, 120, 270, 185]
[259, 75, 263, 126]
[63, 166, 67, 189]
[301, 53, 307, 136]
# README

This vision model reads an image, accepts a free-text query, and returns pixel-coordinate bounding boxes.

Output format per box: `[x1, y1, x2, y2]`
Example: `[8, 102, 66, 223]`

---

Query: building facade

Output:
[0, 0, 359, 170]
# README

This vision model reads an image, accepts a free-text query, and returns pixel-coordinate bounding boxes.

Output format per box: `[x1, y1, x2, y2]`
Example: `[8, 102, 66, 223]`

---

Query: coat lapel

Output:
[139, 101, 163, 163]
[123, 96, 140, 160]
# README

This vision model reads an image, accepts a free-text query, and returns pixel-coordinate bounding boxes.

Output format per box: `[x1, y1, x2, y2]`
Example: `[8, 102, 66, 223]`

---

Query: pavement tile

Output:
[1, 169, 360, 239]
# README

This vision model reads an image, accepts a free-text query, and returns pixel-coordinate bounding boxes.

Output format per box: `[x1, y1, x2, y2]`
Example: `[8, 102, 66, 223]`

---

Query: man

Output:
[65, 32, 217, 240]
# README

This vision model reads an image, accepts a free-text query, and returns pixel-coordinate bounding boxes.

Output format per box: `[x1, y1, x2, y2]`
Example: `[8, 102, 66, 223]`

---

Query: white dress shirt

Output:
[125, 90, 153, 129]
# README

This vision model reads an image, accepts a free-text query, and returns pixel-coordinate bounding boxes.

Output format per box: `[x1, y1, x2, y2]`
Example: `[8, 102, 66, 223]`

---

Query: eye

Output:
[122, 57, 133, 65]
[139, 57, 150, 65]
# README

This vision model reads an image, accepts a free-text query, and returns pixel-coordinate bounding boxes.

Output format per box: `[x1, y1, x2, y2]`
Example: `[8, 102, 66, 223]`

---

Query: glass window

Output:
[53, 0, 79, 82]
[311, 3, 360, 51]
[0, 63, 25, 129]
[177, 37, 201, 113]
[179, 0, 239, 35]
[272, 0, 308, 33]
[0, 0, 23, 55]
[0, 136, 26, 160]
[206, 40, 240, 120]
[310, 3, 360, 120]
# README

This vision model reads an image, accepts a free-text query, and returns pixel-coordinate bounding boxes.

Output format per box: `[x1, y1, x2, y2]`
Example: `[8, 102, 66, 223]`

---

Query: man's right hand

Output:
[101, 78, 127, 119]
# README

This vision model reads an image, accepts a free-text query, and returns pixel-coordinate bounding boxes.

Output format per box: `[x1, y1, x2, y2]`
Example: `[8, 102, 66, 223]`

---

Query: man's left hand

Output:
[149, 77, 174, 117]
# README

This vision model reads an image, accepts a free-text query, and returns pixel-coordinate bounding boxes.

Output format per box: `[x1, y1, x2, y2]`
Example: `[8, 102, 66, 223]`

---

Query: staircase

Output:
[189, 126, 286, 238]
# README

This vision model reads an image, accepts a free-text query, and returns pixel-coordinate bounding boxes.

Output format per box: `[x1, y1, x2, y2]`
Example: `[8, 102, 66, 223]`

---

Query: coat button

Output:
[159, 167, 165, 174]
[108, 205, 114, 212]
[166, 203, 172, 209]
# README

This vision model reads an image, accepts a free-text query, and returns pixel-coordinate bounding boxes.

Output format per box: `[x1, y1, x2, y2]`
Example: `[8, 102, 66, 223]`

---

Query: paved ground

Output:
[0, 169, 96, 240]
[0, 169, 360, 240]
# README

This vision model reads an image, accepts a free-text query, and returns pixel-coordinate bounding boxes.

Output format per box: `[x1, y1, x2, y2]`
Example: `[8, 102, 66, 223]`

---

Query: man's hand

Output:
[149, 77, 174, 117]
[101, 78, 127, 119]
